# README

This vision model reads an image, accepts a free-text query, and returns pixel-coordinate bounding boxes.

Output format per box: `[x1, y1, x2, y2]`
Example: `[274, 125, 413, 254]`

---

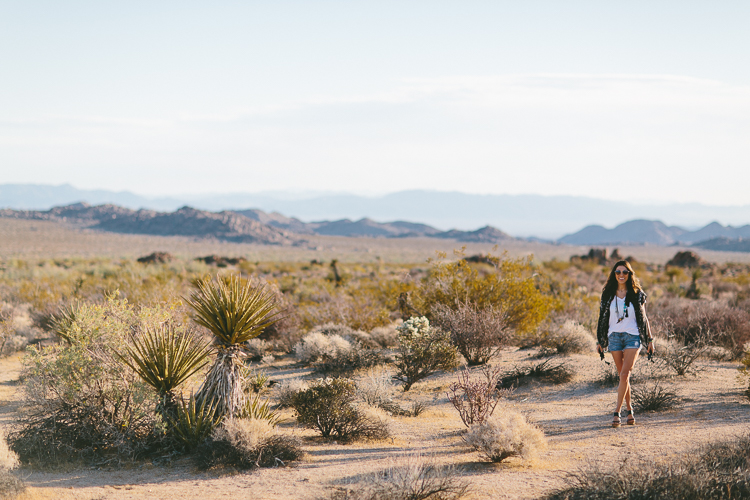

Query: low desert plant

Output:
[498, 359, 575, 389]
[431, 301, 510, 366]
[394, 317, 459, 391]
[631, 381, 680, 412]
[241, 391, 281, 425]
[294, 332, 352, 364]
[316, 343, 388, 375]
[328, 454, 470, 500]
[195, 418, 302, 470]
[543, 320, 597, 356]
[168, 393, 223, 450]
[291, 378, 389, 442]
[447, 366, 508, 427]
[543, 434, 750, 500]
[658, 339, 708, 376]
[464, 411, 547, 463]
[597, 363, 620, 388]
[11, 295, 165, 466]
[116, 323, 211, 422]
[368, 323, 401, 348]
[275, 378, 308, 408]
[245, 338, 271, 362]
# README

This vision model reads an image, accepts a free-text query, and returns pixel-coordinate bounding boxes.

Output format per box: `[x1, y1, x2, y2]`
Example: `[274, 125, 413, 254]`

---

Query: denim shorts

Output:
[608, 332, 641, 352]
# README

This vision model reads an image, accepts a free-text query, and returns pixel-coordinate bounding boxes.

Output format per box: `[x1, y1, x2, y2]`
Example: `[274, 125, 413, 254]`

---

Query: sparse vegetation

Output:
[631, 381, 680, 412]
[543, 434, 750, 500]
[498, 359, 576, 389]
[447, 366, 508, 427]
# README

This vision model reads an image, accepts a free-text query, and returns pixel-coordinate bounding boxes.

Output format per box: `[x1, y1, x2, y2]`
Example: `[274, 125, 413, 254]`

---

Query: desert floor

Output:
[1, 346, 748, 500]
[2, 218, 750, 264]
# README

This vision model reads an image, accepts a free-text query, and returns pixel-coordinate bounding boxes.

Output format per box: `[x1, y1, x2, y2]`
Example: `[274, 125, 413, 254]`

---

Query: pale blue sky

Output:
[1, 1, 749, 204]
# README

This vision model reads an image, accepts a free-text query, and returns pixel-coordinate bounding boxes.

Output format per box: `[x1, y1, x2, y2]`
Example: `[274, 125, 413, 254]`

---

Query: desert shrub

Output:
[10, 295, 168, 466]
[368, 322, 401, 348]
[658, 338, 708, 376]
[597, 363, 620, 388]
[651, 298, 750, 358]
[275, 378, 308, 408]
[409, 253, 551, 337]
[431, 301, 510, 366]
[542, 320, 597, 356]
[739, 348, 750, 398]
[632, 381, 680, 412]
[464, 411, 547, 463]
[291, 378, 389, 442]
[356, 369, 422, 417]
[294, 332, 352, 364]
[543, 434, 750, 500]
[498, 359, 575, 389]
[0, 304, 32, 356]
[447, 366, 508, 427]
[394, 317, 459, 391]
[311, 323, 380, 348]
[245, 338, 271, 362]
[195, 418, 302, 470]
[241, 391, 280, 424]
[327, 454, 470, 500]
[316, 342, 388, 375]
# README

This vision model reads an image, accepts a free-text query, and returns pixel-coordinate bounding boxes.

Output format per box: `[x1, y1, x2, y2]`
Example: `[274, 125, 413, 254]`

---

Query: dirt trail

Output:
[2, 349, 749, 500]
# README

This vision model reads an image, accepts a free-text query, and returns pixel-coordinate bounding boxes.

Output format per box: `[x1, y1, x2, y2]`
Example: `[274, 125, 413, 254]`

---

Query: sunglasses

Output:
[615, 270, 630, 275]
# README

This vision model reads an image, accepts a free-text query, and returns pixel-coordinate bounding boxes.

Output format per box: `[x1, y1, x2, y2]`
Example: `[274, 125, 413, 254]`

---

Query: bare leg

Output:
[616, 348, 640, 413]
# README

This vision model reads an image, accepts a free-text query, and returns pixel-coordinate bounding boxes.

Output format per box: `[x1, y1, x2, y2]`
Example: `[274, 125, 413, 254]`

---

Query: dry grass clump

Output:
[545, 321, 597, 356]
[464, 411, 547, 463]
[195, 418, 302, 470]
[291, 378, 390, 442]
[631, 381, 680, 412]
[368, 322, 401, 348]
[658, 338, 708, 376]
[328, 454, 470, 500]
[543, 434, 750, 500]
[498, 359, 576, 389]
[245, 338, 271, 362]
[355, 369, 423, 417]
[294, 332, 352, 364]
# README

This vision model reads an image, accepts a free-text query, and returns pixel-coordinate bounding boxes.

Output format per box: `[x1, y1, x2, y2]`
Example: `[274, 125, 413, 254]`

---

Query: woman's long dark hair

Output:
[602, 260, 642, 298]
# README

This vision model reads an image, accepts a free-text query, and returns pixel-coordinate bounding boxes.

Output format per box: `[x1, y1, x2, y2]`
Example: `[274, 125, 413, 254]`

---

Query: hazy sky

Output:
[1, 1, 749, 204]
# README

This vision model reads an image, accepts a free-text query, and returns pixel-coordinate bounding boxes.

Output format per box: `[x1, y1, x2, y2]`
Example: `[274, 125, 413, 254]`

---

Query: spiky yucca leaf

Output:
[169, 393, 223, 449]
[117, 324, 211, 395]
[186, 275, 281, 347]
[242, 391, 281, 426]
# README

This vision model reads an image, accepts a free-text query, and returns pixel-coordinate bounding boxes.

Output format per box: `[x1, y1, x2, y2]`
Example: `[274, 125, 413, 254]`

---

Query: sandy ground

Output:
[1, 347, 748, 500]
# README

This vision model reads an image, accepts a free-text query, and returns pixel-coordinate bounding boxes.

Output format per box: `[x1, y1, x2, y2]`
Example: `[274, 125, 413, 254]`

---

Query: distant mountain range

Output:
[559, 220, 750, 246]
[0, 203, 514, 245]
[3, 183, 750, 239]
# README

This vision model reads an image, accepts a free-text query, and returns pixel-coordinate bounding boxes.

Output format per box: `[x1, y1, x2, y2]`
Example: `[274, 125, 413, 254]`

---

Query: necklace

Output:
[614, 296, 628, 324]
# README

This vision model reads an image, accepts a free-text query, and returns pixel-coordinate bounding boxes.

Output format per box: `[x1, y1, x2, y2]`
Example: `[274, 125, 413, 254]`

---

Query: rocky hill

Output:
[0, 203, 297, 245]
[693, 237, 750, 253]
[560, 220, 750, 246]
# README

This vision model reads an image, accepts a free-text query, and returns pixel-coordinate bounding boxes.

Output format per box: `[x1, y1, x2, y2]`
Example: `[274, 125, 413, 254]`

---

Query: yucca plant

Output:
[168, 392, 223, 450]
[242, 391, 281, 426]
[186, 275, 281, 418]
[117, 323, 212, 421]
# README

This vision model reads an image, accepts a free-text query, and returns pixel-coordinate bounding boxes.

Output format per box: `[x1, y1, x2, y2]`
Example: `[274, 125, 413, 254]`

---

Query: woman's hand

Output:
[647, 341, 655, 355]
[597, 344, 603, 354]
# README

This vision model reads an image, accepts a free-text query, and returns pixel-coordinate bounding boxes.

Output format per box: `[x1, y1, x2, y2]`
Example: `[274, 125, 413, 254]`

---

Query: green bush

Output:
[10, 294, 169, 466]
[394, 317, 459, 391]
[291, 378, 389, 442]
[409, 253, 551, 337]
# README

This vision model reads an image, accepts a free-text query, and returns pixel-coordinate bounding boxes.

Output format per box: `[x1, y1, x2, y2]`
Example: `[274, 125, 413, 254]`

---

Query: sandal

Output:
[612, 411, 621, 428]
[624, 409, 635, 425]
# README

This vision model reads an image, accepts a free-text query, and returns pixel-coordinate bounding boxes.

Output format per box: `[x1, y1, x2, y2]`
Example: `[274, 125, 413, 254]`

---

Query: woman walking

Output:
[596, 260, 655, 427]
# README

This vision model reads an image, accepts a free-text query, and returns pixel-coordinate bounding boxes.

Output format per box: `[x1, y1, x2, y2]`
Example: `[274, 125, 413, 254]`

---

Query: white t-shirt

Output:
[608, 296, 639, 336]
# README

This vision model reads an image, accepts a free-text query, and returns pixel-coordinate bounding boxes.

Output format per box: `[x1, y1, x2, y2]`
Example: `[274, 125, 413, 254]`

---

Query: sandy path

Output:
[2, 349, 749, 500]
